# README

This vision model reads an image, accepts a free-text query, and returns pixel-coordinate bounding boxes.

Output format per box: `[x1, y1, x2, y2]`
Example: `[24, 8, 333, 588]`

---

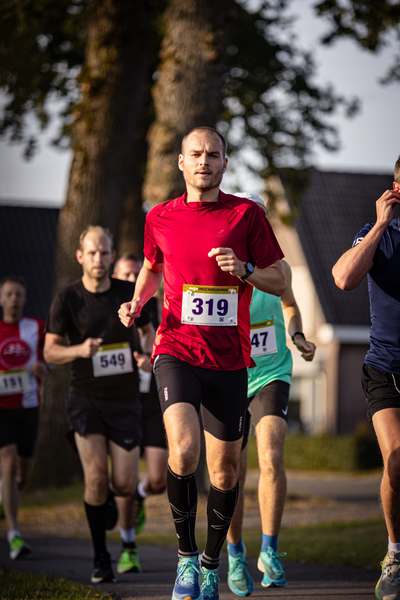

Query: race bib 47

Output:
[250, 320, 278, 357]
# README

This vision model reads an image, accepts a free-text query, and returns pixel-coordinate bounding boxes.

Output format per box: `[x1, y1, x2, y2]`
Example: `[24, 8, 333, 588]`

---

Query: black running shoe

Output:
[105, 489, 119, 531]
[91, 552, 117, 584]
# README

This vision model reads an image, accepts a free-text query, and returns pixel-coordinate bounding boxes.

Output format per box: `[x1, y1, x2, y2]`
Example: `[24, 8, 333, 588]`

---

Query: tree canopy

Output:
[1, 0, 358, 173]
[314, 0, 400, 84]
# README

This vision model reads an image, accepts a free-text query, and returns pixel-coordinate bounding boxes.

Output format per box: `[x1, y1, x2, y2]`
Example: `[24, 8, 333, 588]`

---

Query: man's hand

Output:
[208, 247, 246, 278]
[376, 189, 400, 228]
[134, 351, 152, 372]
[293, 336, 316, 362]
[30, 361, 48, 379]
[79, 338, 103, 358]
[118, 301, 141, 328]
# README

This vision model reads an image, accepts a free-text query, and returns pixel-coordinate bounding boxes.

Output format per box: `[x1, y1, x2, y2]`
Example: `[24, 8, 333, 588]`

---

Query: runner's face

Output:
[179, 132, 227, 194]
[114, 259, 142, 282]
[78, 233, 113, 281]
[0, 282, 26, 321]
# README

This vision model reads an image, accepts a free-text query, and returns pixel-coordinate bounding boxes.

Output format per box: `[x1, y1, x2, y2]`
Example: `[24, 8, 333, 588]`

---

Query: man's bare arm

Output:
[333, 188, 400, 291]
[119, 259, 163, 328]
[280, 261, 316, 362]
[44, 333, 103, 365]
[208, 247, 286, 297]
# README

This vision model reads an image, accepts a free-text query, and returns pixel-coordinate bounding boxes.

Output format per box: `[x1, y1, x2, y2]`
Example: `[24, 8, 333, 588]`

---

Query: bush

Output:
[247, 430, 382, 471]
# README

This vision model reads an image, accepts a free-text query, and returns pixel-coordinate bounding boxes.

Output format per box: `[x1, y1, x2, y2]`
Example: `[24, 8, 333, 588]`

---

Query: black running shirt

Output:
[46, 278, 148, 402]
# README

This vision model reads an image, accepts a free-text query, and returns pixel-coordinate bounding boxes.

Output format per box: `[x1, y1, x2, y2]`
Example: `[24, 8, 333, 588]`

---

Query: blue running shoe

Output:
[227, 547, 253, 596]
[257, 547, 287, 587]
[201, 566, 220, 600]
[376, 551, 400, 599]
[172, 556, 202, 600]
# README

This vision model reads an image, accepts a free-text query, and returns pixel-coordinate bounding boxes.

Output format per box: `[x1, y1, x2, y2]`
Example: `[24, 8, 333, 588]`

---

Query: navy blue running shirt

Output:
[353, 218, 400, 374]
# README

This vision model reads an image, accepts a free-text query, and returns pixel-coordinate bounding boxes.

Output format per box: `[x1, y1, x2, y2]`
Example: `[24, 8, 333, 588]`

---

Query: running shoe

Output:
[105, 489, 119, 531]
[376, 551, 400, 599]
[201, 565, 220, 600]
[257, 547, 287, 587]
[117, 544, 142, 573]
[135, 493, 146, 535]
[172, 556, 202, 600]
[9, 534, 31, 560]
[227, 547, 253, 596]
[91, 552, 117, 584]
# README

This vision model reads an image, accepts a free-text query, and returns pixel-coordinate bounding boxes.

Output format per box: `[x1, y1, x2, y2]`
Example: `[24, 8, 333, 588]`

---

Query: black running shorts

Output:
[241, 379, 290, 449]
[248, 380, 290, 426]
[140, 374, 167, 449]
[362, 363, 400, 422]
[153, 354, 248, 442]
[0, 407, 40, 458]
[65, 391, 142, 451]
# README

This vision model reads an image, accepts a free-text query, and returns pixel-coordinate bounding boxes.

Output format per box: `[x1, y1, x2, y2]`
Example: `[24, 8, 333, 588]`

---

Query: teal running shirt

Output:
[247, 288, 292, 397]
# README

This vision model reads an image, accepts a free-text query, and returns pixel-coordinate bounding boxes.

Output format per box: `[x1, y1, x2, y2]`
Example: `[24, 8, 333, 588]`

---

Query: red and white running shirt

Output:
[144, 191, 284, 370]
[0, 317, 45, 408]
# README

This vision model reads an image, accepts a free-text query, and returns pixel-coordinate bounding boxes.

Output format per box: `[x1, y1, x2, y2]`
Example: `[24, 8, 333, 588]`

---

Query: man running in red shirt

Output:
[118, 127, 286, 600]
[0, 275, 47, 560]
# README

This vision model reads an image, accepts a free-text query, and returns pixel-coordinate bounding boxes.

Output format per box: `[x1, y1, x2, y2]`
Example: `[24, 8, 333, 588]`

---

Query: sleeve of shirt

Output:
[352, 223, 373, 248]
[45, 290, 69, 337]
[246, 205, 284, 269]
[143, 209, 164, 266]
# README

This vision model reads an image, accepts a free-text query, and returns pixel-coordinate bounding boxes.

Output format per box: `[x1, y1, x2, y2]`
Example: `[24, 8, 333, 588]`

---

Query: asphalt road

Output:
[0, 471, 383, 599]
[0, 537, 378, 599]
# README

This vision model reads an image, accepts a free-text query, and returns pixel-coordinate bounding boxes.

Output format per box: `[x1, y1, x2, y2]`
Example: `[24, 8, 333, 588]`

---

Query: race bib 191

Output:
[92, 342, 133, 377]
[0, 369, 31, 396]
[250, 320, 278, 357]
[181, 285, 239, 326]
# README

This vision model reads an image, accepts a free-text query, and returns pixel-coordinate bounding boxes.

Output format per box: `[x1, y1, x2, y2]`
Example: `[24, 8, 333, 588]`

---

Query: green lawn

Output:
[135, 517, 385, 571]
[0, 570, 113, 600]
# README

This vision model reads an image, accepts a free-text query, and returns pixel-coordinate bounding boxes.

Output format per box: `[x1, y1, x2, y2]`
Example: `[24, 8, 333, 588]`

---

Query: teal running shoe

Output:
[227, 547, 253, 596]
[257, 547, 287, 587]
[201, 565, 220, 600]
[172, 556, 201, 600]
[376, 551, 400, 599]
[117, 544, 142, 573]
[9, 534, 31, 560]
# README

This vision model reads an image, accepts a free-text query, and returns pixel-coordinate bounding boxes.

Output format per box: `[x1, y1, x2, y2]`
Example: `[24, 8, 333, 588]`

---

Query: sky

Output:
[0, 0, 398, 207]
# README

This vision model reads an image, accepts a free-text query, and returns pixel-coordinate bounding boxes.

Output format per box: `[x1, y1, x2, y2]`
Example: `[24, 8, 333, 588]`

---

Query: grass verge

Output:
[0, 569, 113, 600]
[135, 517, 385, 571]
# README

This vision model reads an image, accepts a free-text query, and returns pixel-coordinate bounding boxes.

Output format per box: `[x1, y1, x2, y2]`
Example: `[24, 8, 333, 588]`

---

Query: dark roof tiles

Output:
[292, 170, 394, 326]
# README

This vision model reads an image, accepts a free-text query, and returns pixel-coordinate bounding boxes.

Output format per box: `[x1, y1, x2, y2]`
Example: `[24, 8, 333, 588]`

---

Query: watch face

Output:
[246, 262, 254, 274]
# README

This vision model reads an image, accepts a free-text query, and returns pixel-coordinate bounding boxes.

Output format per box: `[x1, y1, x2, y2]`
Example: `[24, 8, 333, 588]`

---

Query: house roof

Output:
[291, 169, 394, 326]
[0, 204, 59, 321]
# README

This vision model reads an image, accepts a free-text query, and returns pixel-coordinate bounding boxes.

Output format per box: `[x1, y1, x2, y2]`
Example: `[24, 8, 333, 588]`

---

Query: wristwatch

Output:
[291, 331, 305, 343]
[239, 262, 254, 282]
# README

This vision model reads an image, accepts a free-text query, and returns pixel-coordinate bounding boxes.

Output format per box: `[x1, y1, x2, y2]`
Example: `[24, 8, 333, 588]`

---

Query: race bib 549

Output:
[92, 342, 133, 377]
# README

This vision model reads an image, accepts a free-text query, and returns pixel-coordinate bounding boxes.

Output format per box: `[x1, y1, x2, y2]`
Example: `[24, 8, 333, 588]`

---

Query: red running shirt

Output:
[0, 317, 45, 408]
[144, 191, 284, 370]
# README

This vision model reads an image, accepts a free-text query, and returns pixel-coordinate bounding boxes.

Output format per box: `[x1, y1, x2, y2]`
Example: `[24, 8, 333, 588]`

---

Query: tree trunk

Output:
[142, 0, 235, 491]
[31, 0, 153, 487]
[142, 0, 235, 207]
[29, 367, 83, 489]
